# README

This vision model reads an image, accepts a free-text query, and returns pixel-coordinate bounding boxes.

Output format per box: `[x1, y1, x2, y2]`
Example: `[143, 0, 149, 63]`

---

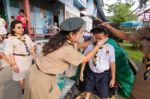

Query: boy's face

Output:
[94, 32, 108, 40]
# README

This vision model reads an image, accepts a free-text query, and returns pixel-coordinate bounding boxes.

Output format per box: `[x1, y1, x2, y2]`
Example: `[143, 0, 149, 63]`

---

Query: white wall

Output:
[65, 5, 80, 19]
[82, 16, 93, 32]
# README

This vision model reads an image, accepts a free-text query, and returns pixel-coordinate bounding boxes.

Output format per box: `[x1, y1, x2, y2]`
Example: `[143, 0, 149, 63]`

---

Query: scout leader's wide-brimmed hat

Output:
[60, 17, 85, 31]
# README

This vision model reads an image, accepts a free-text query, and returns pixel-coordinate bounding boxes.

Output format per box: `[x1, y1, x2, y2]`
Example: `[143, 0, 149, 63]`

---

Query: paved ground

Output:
[76, 93, 127, 99]
[0, 66, 23, 99]
[0, 66, 127, 99]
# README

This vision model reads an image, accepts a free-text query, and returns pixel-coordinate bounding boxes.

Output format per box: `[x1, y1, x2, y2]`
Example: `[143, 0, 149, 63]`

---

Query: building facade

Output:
[1, 0, 105, 36]
[138, 0, 150, 26]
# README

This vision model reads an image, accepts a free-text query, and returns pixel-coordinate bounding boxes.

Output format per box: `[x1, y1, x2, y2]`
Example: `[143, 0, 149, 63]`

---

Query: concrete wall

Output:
[82, 16, 93, 32]
[30, 6, 52, 34]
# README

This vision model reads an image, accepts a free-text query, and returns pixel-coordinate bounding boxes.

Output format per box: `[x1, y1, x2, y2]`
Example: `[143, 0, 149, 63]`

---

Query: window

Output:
[10, 0, 23, 8]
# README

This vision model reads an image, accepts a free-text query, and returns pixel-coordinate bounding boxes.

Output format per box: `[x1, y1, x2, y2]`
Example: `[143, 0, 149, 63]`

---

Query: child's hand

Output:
[109, 79, 115, 88]
[80, 73, 84, 81]
[12, 64, 20, 73]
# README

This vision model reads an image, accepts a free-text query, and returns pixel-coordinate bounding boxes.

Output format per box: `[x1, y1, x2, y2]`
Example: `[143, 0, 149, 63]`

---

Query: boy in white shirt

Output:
[80, 27, 116, 99]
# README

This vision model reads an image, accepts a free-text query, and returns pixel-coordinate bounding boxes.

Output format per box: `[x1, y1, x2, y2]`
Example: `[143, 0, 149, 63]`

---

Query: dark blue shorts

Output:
[84, 67, 110, 98]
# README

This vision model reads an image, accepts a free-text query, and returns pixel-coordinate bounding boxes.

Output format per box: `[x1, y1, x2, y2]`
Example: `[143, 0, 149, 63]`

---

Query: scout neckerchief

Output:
[16, 35, 31, 55]
[93, 41, 107, 67]
[143, 54, 150, 80]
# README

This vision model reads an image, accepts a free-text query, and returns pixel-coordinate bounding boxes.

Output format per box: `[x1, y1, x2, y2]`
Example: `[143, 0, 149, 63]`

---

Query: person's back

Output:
[16, 9, 27, 28]
[0, 17, 5, 27]
[0, 16, 7, 36]
[16, 15, 27, 28]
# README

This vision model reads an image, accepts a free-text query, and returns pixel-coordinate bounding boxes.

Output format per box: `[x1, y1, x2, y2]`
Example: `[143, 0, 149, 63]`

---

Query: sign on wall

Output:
[40, 8, 46, 18]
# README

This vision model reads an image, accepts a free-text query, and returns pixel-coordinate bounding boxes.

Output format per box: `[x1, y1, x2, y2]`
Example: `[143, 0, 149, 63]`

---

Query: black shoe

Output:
[22, 89, 24, 94]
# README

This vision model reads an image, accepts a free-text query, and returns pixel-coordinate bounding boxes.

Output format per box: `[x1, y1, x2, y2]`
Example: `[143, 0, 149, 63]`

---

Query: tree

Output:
[106, 2, 137, 23]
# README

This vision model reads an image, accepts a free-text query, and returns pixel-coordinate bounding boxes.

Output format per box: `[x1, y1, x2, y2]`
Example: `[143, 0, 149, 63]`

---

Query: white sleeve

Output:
[4, 39, 13, 55]
[26, 35, 35, 48]
[109, 45, 115, 63]
[84, 44, 94, 55]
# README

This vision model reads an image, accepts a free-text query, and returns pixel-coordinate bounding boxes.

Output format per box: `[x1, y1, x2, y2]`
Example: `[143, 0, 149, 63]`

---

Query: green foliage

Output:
[120, 41, 143, 61]
[106, 2, 137, 23]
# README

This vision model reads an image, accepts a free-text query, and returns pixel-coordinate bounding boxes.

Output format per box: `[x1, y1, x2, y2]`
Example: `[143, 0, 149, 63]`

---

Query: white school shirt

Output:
[84, 42, 115, 73]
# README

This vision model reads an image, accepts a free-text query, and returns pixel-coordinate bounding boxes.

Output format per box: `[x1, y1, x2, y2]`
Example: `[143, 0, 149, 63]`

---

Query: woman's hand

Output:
[97, 39, 107, 47]
[109, 79, 115, 88]
[12, 64, 19, 73]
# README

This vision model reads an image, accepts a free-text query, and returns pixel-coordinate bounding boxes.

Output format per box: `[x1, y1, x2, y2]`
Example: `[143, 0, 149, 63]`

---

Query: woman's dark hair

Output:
[43, 29, 80, 56]
[11, 20, 23, 36]
[43, 31, 69, 55]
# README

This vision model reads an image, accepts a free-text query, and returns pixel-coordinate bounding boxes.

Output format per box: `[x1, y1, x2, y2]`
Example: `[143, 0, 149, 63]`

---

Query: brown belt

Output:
[13, 53, 30, 56]
[35, 63, 56, 76]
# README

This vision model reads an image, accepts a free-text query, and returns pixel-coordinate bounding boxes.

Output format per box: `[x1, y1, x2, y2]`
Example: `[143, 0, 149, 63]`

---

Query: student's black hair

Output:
[90, 27, 108, 35]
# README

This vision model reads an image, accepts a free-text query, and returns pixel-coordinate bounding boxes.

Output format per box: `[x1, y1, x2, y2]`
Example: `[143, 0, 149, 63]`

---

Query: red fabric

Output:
[16, 15, 27, 28]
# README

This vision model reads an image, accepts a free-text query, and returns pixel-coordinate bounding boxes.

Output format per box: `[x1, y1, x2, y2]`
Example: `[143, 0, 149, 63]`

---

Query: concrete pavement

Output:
[0, 66, 126, 99]
[0, 66, 23, 99]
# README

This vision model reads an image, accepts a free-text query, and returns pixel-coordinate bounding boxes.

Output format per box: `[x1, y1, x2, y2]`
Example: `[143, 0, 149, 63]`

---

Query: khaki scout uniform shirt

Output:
[128, 28, 150, 99]
[24, 43, 84, 99]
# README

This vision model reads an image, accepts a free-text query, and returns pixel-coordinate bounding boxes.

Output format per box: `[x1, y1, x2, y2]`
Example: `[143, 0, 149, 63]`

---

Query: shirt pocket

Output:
[101, 52, 109, 60]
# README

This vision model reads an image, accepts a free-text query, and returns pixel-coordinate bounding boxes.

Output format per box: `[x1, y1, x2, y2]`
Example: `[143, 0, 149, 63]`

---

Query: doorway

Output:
[53, 15, 59, 26]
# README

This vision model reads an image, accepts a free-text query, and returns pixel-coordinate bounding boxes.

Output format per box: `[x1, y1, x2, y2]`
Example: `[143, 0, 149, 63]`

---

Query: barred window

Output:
[10, 0, 23, 8]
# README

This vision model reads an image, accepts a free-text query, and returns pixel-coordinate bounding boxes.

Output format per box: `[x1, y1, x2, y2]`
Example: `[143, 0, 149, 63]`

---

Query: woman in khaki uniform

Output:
[4, 20, 35, 93]
[102, 22, 150, 99]
[24, 17, 107, 99]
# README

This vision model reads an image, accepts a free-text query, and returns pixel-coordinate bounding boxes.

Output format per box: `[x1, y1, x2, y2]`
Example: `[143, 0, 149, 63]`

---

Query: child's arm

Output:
[0, 52, 10, 64]
[109, 45, 116, 88]
[110, 62, 116, 88]
[80, 62, 86, 81]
